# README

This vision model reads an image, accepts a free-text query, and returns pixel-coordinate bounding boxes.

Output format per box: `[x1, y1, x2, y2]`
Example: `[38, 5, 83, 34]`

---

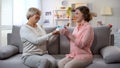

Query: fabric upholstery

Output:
[100, 46, 120, 63]
[91, 26, 111, 54]
[10, 25, 23, 53]
[59, 27, 74, 54]
[44, 27, 60, 54]
[0, 54, 29, 68]
[0, 45, 19, 59]
[87, 55, 120, 68]
[114, 32, 120, 47]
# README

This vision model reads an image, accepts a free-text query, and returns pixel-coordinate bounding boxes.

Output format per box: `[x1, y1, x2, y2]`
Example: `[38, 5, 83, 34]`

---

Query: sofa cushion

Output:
[100, 46, 120, 63]
[59, 27, 74, 54]
[44, 27, 60, 54]
[10, 25, 23, 53]
[0, 54, 29, 68]
[91, 26, 111, 54]
[0, 45, 19, 59]
[87, 55, 120, 68]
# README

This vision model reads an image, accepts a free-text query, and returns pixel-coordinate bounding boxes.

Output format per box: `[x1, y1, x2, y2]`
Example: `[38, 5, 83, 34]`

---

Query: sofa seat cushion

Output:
[0, 45, 19, 59]
[87, 55, 120, 68]
[0, 54, 29, 68]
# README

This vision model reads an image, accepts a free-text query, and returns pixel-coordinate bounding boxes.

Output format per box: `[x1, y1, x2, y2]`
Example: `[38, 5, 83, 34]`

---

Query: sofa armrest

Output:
[100, 46, 120, 63]
[0, 45, 19, 59]
[7, 33, 12, 45]
[110, 34, 114, 45]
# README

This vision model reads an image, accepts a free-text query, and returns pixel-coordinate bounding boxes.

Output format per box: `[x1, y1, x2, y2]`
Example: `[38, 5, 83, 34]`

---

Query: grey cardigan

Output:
[20, 24, 58, 57]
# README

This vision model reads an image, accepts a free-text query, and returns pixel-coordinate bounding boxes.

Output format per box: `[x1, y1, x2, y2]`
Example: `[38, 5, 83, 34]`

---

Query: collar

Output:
[77, 21, 87, 27]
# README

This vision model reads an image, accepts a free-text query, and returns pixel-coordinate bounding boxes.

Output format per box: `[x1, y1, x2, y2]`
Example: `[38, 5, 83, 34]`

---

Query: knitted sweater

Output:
[20, 24, 57, 57]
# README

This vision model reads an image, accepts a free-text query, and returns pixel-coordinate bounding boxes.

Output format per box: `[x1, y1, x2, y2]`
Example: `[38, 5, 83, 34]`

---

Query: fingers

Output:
[52, 30, 60, 35]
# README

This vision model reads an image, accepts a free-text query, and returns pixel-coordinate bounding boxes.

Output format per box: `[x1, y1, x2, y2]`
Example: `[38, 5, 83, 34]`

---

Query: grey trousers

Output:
[58, 57, 92, 68]
[22, 54, 56, 68]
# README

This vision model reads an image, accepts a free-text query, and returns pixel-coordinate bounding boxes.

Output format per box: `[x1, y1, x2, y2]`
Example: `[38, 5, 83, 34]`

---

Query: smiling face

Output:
[75, 9, 84, 23]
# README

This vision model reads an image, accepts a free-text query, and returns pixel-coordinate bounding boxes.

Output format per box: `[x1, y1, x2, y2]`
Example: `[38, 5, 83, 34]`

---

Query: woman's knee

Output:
[64, 63, 74, 68]
[37, 58, 50, 68]
[58, 60, 65, 68]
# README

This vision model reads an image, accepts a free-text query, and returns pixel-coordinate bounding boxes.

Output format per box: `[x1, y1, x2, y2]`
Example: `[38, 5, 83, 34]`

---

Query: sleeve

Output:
[20, 26, 52, 45]
[74, 26, 93, 48]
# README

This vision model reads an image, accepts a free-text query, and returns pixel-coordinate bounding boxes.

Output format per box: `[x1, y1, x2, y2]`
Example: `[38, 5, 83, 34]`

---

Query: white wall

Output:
[0, 0, 42, 45]
[42, 0, 120, 32]
[0, 0, 1, 44]
[13, 0, 42, 25]
[42, 0, 63, 26]
[1, 0, 13, 26]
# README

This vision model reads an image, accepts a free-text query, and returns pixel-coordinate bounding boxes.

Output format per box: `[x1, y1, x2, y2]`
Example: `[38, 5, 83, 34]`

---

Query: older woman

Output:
[58, 6, 94, 68]
[20, 7, 59, 68]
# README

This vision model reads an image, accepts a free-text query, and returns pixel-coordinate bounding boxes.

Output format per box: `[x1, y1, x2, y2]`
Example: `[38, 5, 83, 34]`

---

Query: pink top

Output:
[66, 22, 94, 60]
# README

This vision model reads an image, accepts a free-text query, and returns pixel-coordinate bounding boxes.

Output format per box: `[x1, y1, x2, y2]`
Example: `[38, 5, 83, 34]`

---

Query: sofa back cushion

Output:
[10, 25, 23, 53]
[44, 27, 60, 54]
[59, 26, 111, 55]
[60, 27, 74, 54]
[91, 26, 111, 54]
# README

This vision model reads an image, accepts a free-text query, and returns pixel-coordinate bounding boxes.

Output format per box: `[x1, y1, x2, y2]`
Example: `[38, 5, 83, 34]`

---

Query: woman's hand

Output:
[60, 27, 75, 42]
[52, 30, 60, 35]
[60, 27, 70, 36]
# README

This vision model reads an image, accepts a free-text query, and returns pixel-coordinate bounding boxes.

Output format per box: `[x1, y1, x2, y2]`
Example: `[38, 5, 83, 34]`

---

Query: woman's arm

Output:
[74, 26, 94, 48]
[61, 27, 75, 42]
[48, 35, 58, 45]
[63, 26, 94, 48]
[20, 26, 53, 45]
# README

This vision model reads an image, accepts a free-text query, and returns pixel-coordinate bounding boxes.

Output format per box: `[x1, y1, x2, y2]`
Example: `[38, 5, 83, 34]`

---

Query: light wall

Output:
[42, 0, 120, 32]
[0, 0, 42, 45]
[1, 0, 13, 26]
[0, 0, 1, 44]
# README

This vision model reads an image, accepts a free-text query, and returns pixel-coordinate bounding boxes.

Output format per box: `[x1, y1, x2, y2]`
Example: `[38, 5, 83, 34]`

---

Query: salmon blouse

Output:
[66, 22, 94, 60]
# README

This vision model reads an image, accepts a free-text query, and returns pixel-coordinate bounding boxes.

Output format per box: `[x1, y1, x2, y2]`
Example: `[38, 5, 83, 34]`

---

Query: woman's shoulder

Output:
[20, 24, 31, 32]
[84, 23, 92, 29]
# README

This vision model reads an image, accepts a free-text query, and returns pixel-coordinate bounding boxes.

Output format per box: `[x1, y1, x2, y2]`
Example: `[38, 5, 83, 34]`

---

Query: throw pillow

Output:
[100, 46, 120, 63]
[0, 45, 19, 59]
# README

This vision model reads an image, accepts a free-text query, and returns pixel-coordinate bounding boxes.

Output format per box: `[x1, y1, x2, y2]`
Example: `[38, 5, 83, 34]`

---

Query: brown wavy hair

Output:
[76, 6, 92, 22]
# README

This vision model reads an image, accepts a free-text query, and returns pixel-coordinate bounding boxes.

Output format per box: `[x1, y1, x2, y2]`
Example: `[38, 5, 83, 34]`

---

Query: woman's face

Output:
[31, 14, 40, 23]
[75, 9, 84, 22]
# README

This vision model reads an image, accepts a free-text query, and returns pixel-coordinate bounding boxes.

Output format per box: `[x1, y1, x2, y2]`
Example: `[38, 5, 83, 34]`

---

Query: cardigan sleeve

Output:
[20, 26, 53, 45]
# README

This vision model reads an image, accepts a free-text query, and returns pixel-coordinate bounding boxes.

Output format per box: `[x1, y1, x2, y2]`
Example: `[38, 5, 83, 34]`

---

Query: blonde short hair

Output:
[26, 7, 41, 20]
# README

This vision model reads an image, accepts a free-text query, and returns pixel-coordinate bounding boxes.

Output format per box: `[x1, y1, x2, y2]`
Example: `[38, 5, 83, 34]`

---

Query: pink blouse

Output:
[66, 22, 94, 60]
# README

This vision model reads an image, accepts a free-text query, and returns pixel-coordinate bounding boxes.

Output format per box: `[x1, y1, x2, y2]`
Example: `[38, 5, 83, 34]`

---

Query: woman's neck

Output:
[27, 21, 37, 28]
[77, 20, 86, 26]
